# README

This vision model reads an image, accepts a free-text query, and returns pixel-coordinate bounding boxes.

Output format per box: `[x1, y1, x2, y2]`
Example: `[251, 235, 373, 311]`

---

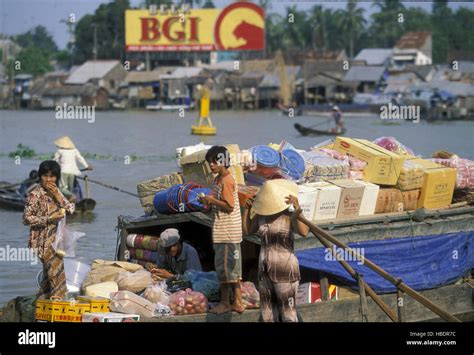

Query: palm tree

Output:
[337, 1, 366, 58]
[283, 5, 308, 50]
[371, 0, 405, 47]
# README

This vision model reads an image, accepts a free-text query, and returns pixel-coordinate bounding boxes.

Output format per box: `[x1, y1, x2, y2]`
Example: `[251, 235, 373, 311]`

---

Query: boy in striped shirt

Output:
[199, 146, 245, 314]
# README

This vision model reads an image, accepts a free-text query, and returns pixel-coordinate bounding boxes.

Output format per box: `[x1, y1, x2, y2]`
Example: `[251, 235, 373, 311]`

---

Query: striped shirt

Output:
[211, 172, 242, 244]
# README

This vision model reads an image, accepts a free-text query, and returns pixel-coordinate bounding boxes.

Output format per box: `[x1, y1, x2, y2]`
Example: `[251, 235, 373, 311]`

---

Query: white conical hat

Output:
[54, 136, 75, 149]
[251, 179, 298, 216]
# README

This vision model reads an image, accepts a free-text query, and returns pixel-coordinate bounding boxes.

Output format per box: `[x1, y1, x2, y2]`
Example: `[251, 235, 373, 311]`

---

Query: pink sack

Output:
[168, 289, 208, 316]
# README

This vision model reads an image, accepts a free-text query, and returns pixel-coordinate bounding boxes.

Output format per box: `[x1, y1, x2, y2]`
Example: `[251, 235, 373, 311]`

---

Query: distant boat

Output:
[294, 123, 346, 136]
[0, 179, 95, 213]
[146, 98, 195, 111]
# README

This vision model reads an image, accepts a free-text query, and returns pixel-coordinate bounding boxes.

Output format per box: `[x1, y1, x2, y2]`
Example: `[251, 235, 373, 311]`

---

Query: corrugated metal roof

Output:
[125, 71, 162, 83]
[65, 60, 120, 84]
[343, 66, 385, 82]
[160, 67, 203, 79]
[354, 49, 392, 65]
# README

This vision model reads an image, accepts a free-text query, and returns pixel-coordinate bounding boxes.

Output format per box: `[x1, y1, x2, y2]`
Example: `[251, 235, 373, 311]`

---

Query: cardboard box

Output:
[296, 282, 338, 305]
[375, 188, 404, 213]
[82, 312, 140, 323]
[35, 299, 91, 323]
[298, 184, 319, 220]
[410, 159, 456, 209]
[355, 180, 380, 216]
[333, 137, 406, 185]
[330, 179, 365, 218]
[180, 144, 245, 187]
[401, 189, 420, 211]
[306, 182, 342, 220]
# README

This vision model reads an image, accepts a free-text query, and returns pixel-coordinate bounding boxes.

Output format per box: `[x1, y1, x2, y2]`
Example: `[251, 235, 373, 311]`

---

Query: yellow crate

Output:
[35, 299, 91, 323]
[77, 296, 110, 313]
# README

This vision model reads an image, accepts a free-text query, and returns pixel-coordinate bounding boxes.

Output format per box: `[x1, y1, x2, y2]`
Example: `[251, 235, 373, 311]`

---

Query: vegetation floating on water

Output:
[3, 145, 174, 163]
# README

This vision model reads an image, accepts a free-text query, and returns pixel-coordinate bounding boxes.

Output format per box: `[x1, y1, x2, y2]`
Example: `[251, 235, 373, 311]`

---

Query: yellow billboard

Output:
[125, 2, 265, 52]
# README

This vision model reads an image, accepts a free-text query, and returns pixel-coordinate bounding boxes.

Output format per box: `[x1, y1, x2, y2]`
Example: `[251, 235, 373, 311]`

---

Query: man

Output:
[148, 228, 202, 279]
[332, 106, 344, 133]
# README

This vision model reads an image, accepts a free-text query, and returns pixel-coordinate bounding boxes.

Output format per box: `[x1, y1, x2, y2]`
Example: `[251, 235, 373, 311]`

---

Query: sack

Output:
[82, 260, 143, 289]
[183, 270, 220, 302]
[114, 270, 154, 293]
[142, 282, 171, 305]
[241, 282, 260, 309]
[137, 173, 183, 214]
[85, 281, 118, 299]
[52, 216, 85, 258]
[109, 290, 156, 318]
[168, 289, 208, 316]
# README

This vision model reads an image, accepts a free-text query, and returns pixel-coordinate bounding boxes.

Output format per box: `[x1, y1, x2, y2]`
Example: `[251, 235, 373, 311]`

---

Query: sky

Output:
[0, 0, 473, 49]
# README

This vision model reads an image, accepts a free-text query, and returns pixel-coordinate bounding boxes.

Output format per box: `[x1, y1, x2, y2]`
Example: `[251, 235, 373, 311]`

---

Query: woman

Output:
[242, 179, 309, 322]
[53, 136, 92, 202]
[23, 160, 75, 299]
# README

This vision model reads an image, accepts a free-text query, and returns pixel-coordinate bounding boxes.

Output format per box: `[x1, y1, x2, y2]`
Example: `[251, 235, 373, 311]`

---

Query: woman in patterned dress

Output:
[242, 179, 309, 322]
[23, 160, 75, 299]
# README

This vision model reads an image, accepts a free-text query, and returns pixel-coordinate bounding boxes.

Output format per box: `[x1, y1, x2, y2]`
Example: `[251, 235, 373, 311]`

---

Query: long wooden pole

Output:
[298, 214, 461, 322]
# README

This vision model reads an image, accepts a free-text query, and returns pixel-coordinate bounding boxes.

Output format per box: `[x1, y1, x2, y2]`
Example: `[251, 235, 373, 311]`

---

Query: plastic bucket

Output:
[252, 145, 280, 167]
[280, 149, 305, 180]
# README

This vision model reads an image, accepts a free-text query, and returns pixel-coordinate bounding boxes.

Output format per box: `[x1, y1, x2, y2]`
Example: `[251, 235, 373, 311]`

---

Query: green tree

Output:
[337, 2, 366, 58]
[201, 0, 215, 9]
[16, 47, 52, 77]
[14, 25, 58, 53]
[73, 0, 130, 63]
[369, 0, 406, 47]
[282, 5, 309, 50]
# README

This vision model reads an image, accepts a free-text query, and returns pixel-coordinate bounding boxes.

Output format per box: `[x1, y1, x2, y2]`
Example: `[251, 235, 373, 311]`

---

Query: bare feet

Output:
[231, 303, 245, 314]
[209, 303, 231, 315]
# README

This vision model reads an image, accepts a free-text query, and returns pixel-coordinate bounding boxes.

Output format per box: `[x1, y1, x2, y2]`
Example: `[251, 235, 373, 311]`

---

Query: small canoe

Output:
[294, 123, 346, 136]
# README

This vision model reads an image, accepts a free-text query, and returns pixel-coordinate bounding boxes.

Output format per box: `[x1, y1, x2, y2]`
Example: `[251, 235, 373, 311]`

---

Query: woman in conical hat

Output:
[242, 179, 309, 322]
[53, 136, 93, 202]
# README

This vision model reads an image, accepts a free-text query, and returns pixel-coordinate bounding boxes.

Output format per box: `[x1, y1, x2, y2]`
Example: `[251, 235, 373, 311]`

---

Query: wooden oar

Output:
[297, 214, 461, 322]
[76, 176, 138, 197]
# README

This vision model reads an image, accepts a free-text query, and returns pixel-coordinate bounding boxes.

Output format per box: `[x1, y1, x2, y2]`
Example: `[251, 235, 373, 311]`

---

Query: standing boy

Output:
[199, 146, 244, 314]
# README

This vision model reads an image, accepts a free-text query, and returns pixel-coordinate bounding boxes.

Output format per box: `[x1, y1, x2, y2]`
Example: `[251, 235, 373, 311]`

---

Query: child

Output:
[53, 136, 92, 202]
[199, 146, 244, 314]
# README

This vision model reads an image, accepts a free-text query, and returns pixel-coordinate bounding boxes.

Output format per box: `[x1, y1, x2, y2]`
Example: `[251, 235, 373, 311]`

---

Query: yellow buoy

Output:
[191, 95, 217, 135]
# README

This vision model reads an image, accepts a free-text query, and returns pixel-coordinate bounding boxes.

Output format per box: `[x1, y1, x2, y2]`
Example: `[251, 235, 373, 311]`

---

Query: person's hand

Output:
[285, 195, 300, 211]
[86, 165, 93, 171]
[150, 268, 173, 279]
[49, 211, 64, 223]
[43, 182, 63, 202]
[198, 194, 213, 205]
[244, 197, 255, 210]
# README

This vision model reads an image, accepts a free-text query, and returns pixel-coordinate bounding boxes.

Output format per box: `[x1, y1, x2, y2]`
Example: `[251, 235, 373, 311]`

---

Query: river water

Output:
[1, 109, 473, 305]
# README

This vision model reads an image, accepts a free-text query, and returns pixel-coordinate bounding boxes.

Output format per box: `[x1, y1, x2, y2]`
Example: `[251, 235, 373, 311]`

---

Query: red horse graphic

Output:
[230, 21, 264, 50]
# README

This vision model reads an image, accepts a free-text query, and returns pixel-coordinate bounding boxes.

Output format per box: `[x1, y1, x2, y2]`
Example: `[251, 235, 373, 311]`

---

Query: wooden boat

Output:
[294, 123, 346, 136]
[114, 205, 474, 322]
[0, 179, 96, 213]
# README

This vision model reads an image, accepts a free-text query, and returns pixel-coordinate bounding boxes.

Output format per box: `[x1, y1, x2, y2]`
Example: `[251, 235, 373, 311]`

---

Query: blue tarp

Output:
[296, 232, 474, 293]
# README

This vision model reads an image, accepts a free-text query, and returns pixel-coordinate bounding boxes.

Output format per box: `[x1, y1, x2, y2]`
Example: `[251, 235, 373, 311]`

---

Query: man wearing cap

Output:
[332, 106, 344, 133]
[148, 228, 202, 279]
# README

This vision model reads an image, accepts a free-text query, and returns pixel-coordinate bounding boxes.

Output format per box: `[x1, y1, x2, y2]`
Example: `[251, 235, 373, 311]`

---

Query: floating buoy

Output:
[191, 93, 217, 135]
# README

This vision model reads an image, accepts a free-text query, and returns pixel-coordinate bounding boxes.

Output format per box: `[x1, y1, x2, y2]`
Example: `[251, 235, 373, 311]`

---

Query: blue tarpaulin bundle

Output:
[296, 232, 474, 293]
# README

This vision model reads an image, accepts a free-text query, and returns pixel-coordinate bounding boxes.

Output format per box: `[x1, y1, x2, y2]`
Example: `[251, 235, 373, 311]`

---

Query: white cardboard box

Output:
[306, 182, 342, 220]
[330, 179, 365, 218]
[82, 312, 140, 323]
[356, 180, 380, 216]
[298, 184, 319, 220]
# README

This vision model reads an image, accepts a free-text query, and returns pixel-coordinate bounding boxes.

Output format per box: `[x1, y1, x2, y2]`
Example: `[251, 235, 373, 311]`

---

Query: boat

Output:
[146, 98, 195, 111]
[112, 204, 474, 322]
[294, 123, 346, 136]
[0, 178, 96, 213]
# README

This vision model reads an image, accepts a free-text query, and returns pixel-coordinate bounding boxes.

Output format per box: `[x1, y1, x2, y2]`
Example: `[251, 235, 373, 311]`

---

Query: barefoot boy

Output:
[199, 146, 244, 314]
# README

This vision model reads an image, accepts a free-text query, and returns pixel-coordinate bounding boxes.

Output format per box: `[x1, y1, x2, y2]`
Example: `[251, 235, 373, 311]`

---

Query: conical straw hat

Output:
[54, 136, 75, 149]
[251, 179, 298, 216]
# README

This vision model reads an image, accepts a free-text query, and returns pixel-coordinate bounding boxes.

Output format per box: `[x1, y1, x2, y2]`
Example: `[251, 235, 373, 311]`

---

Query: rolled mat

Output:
[126, 234, 160, 251]
[128, 247, 158, 263]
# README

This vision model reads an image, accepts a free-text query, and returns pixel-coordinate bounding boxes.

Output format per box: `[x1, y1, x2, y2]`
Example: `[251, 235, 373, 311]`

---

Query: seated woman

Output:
[147, 228, 202, 279]
[242, 179, 309, 322]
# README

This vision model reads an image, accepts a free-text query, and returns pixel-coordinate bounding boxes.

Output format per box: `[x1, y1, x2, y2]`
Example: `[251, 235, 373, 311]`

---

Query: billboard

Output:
[125, 2, 265, 52]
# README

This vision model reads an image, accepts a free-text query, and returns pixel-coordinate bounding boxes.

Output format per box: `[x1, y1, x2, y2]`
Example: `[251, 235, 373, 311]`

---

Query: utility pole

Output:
[92, 24, 98, 60]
